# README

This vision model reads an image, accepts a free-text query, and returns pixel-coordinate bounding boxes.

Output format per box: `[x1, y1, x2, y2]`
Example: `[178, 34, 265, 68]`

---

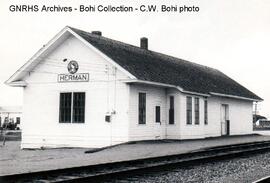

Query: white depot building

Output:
[6, 26, 262, 148]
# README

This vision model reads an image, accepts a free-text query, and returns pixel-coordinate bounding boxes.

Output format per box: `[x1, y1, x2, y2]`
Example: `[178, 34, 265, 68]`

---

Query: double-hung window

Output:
[186, 96, 192, 125]
[195, 97, 200, 125]
[138, 93, 146, 124]
[59, 92, 85, 123]
[204, 99, 208, 125]
[169, 96, 174, 124]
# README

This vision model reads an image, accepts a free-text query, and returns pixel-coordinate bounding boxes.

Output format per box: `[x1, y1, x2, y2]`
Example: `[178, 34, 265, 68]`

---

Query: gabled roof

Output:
[6, 26, 262, 101]
[69, 27, 262, 101]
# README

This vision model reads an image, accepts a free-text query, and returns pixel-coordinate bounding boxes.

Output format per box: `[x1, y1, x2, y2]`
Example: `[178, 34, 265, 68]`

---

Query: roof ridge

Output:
[69, 26, 217, 72]
[69, 26, 141, 49]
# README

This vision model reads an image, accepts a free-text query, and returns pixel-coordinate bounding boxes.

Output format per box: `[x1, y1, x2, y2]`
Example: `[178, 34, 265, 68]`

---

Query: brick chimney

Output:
[140, 37, 148, 50]
[92, 31, 102, 36]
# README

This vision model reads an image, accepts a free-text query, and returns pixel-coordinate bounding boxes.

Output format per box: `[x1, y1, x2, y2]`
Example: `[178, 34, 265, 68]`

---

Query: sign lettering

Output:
[58, 73, 89, 82]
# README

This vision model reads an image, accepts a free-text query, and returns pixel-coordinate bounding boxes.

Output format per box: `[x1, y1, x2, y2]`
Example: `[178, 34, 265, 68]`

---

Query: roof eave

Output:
[5, 80, 27, 87]
[124, 79, 210, 97]
[124, 79, 180, 88]
[209, 92, 263, 102]
[6, 25, 137, 85]
[5, 26, 71, 84]
[179, 88, 211, 97]
[124, 79, 262, 101]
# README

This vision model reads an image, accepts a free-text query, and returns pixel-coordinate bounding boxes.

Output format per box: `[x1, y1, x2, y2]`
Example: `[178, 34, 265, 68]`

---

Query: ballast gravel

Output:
[107, 151, 270, 183]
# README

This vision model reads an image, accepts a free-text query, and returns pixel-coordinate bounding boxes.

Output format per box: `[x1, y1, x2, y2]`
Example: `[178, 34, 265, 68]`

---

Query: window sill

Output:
[138, 123, 146, 125]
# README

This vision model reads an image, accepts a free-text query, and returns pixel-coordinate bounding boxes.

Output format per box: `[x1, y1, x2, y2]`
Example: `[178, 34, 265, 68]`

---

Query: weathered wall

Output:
[21, 34, 130, 148]
[128, 84, 253, 141]
[203, 96, 253, 137]
[180, 95, 253, 139]
[128, 84, 166, 141]
[179, 94, 206, 139]
[128, 85, 182, 141]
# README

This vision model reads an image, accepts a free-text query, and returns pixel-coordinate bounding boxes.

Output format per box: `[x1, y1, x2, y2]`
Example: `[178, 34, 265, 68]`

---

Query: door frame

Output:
[154, 101, 163, 139]
[221, 104, 229, 136]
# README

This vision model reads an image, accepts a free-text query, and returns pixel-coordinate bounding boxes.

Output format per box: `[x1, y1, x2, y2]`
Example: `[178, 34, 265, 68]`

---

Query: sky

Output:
[0, 0, 269, 117]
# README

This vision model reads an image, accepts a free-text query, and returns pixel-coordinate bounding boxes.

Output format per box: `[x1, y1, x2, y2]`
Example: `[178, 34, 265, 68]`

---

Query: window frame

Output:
[155, 106, 161, 123]
[169, 96, 175, 124]
[72, 92, 85, 123]
[59, 92, 72, 123]
[138, 92, 146, 124]
[194, 97, 200, 125]
[59, 92, 86, 124]
[204, 99, 208, 125]
[186, 96, 192, 125]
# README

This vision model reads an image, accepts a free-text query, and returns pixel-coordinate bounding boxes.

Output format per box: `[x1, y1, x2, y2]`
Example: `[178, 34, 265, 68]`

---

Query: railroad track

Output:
[2, 140, 270, 183]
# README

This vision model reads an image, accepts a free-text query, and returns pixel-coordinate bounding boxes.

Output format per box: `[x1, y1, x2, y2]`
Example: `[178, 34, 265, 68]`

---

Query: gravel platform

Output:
[2, 134, 270, 176]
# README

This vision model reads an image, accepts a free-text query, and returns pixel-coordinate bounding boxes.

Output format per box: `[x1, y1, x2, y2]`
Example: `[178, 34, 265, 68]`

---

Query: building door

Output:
[221, 104, 229, 135]
[155, 104, 163, 139]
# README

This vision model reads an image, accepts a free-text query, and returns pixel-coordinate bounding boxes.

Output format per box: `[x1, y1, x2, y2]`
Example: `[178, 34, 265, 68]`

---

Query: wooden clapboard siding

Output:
[21, 34, 130, 148]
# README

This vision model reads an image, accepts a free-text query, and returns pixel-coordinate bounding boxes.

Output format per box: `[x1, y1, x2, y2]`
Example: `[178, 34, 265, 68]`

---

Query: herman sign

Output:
[58, 73, 89, 83]
[57, 60, 89, 82]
